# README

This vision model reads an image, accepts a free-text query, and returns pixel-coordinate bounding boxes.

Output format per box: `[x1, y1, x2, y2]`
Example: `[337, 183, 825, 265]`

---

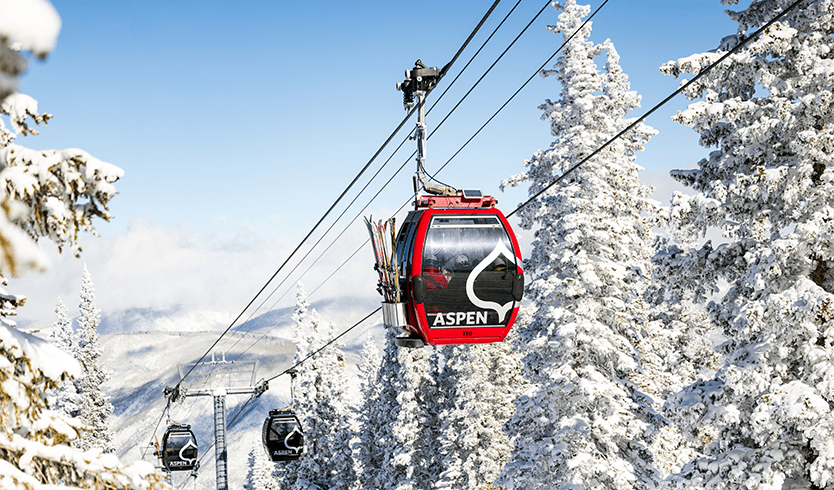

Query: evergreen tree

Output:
[73, 265, 115, 453]
[318, 320, 357, 490]
[0, 321, 166, 489]
[385, 344, 440, 490]
[360, 328, 401, 490]
[643, 241, 721, 477]
[49, 298, 73, 353]
[657, 0, 834, 488]
[497, 1, 661, 488]
[434, 325, 524, 490]
[364, 328, 442, 490]
[245, 440, 279, 490]
[277, 283, 355, 490]
[0, 3, 165, 487]
[273, 283, 312, 489]
[1, 3, 120, 327]
[354, 335, 382, 489]
[645, 240, 720, 398]
[48, 297, 79, 417]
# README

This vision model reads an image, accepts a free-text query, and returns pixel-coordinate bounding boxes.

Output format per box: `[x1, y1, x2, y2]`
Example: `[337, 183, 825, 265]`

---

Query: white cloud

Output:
[643, 168, 690, 207]
[11, 216, 381, 332]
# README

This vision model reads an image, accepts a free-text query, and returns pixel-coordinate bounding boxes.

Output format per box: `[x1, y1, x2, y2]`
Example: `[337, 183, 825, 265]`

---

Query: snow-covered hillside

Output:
[74, 294, 380, 338]
[99, 324, 366, 490]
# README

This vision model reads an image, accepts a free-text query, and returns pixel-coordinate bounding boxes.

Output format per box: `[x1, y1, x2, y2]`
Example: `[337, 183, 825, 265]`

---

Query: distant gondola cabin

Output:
[161, 425, 199, 472]
[262, 409, 305, 461]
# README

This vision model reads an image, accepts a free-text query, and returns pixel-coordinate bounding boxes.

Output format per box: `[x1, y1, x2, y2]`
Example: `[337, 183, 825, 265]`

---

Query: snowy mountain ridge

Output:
[98, 327, 364, 490]
[24, 294, 381, 339]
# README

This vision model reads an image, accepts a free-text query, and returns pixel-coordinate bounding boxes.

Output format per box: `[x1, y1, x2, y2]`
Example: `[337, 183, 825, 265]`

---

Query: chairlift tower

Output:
[166, 352, 266, 490]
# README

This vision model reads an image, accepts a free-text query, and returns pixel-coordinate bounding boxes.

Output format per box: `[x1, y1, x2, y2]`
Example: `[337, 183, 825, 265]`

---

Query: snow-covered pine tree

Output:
[496, 1, 662, 488]
[358, 328, 400, 490]
[273, 283, 312, 489]
[354, 334, 383, 489]
[49, 297, 72, 353]
[363, 327, 442, 490]
[0, 1, 54, 326]
[73, 265, 115, 453]
[0, 0, 122, 319]
[642, 237, 721, 476]
[434, 325, 524, 490]
[0, 89, 122, 277]
[48, 297, 79, 417]
[271, 285, 308, 490]
[385, 343, 440, 490]
[0, 320, 167, 489]
[645, 240, 720, 399]
[318, 319, 357, 490]
[641, 246, 719, 477]
[276, 283, 356, 490]
[656, 0, 834, 488]
[245, 439, 279, 490]
[0, 3, 165, 488]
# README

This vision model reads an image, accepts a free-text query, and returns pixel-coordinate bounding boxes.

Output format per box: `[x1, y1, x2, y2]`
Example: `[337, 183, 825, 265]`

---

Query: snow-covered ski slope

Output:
[99, 318, 365, 490]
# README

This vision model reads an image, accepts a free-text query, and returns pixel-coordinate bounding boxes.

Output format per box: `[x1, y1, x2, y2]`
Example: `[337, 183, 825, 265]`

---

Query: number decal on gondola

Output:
[465, 242, 522, 322]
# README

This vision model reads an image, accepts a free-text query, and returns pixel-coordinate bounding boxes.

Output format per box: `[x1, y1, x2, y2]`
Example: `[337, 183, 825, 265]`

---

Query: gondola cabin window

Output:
[421, 215, 518, 329]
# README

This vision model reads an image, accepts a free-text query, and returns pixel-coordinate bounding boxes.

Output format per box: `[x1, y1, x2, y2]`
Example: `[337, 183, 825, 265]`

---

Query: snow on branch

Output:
[0, 145, 124, 258]
[0, 198, 47, 278]
[1, 93, 51, 138]
[0, 0, 60, 59]
[0, 0, 61, 101]
[0, 325, 169, 490]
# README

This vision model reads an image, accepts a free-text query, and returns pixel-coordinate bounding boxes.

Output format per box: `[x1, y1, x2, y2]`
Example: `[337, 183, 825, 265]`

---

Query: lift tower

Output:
[166, 353, 265, 490]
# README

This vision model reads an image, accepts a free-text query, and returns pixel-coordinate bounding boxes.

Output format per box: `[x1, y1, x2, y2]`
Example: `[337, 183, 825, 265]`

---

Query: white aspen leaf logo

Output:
[284, 426, 304, 453]
[465, 242, 521, 323]
[179, 439, 197, 464]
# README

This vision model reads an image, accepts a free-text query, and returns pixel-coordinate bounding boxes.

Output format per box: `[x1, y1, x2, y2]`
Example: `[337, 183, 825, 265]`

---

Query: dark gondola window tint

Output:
[267, 421, 300, 442]
[166, 433, 197, 459]
[396, 214, 417, 277]
[421, 216, 518, 328]
[401, 213, 420, 276]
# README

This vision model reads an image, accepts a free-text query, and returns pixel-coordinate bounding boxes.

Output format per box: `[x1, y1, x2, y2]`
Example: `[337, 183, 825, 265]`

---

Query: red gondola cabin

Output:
[386, 192, 523, 347]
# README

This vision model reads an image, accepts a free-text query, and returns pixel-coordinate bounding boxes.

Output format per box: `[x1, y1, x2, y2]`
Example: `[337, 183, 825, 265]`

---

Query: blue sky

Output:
[11, 0, 743, 328]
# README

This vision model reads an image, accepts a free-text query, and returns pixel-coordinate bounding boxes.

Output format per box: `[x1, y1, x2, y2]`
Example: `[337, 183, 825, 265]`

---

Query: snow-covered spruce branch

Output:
[0, 435, 167, 490]
[0, 145, 124, 257]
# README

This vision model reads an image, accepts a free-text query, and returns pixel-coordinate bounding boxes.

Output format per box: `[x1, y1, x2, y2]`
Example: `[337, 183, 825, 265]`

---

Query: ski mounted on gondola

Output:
[366, 60, 524, 348]
[365, 216, 401, 304]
